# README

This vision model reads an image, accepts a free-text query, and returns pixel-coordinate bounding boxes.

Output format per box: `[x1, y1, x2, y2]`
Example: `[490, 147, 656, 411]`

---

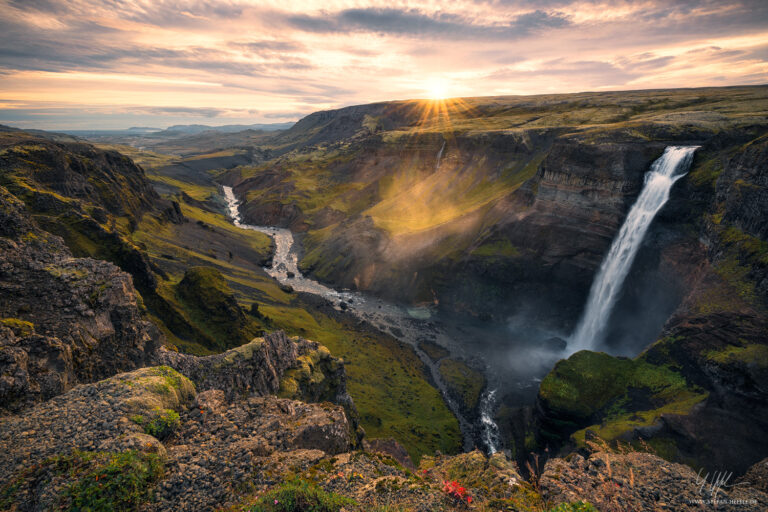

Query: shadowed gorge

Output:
[1, 85, 767, 511]
[4, 0, 768, 507]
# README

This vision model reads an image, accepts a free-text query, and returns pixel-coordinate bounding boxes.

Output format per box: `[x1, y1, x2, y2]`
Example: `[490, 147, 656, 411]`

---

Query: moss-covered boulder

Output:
[537, 350, 707, 448]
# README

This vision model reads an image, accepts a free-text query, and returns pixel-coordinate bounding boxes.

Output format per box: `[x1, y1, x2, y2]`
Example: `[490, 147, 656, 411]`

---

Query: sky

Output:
[1, 0, 767, 130]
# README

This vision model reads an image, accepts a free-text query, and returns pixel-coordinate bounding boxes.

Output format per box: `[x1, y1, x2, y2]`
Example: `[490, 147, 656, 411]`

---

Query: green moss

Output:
[539, 351, 695, 420]
[438, 359, 486, 411]
[547, 502, 598, 512]
[245, 479, 354, 512]
[539, 350, 708, 451]
[687, 154, 724, 188]
[131, 408, 181, 440]
[720, 226, 768, 266]
[570, 391, 707, 447]
[147, 366, 185, 391]
[0, 450, 164, 512]
[174, 266, 264, 351]
[0, 317, 34, 336]
[470, 239, 520, 258]
[705, 343, 768, 369]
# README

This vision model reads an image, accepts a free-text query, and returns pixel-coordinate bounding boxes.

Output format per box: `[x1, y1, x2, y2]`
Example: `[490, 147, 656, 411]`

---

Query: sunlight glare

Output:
[425, 78, 449, 100]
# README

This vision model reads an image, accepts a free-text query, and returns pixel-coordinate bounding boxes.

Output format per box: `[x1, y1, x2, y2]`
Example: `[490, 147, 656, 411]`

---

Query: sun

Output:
[425, 78, 449, 100]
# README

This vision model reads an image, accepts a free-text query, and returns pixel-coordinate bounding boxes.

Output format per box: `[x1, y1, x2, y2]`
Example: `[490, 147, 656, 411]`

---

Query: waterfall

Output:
[479, 389, 501, 454]
[570, 146, 699, 351]
[435, 140, 446, 171]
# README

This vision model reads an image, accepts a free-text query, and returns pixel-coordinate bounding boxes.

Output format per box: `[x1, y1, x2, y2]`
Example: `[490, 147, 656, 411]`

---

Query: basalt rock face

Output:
[532, 127, 768, 476]
[0, 130, 157, 221]
[715, 135, 768, 240]
[0, 187, 161, 413]
[442, 137, 668, 323]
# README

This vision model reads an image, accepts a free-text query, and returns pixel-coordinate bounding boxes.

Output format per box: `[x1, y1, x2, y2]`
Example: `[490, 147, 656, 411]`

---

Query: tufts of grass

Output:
[244, 479, 354, 512]
[1, 450, 164, 512]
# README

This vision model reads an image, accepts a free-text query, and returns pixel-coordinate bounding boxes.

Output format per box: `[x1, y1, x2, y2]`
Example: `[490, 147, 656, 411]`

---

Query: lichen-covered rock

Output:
[157, 331, 362, 443]
[156, 332, 295, 398]
[540, 450, 768, 512]
[0, 366, 356, 511]
[0, 366, 194, 481]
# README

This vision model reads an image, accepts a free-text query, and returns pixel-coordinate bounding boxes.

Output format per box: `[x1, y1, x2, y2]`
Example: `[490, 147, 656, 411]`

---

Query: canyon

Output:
[0, 85, 767, 510]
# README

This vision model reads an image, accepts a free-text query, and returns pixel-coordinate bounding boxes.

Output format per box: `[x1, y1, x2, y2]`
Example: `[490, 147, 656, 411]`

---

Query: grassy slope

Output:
[130, 158, 460, 462]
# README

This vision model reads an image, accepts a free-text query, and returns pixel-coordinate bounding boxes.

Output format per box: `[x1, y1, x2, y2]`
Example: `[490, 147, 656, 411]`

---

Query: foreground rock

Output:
[3, 364, 766, 511]
[0, 366, 356, 511]
[541, 450, 768, 512]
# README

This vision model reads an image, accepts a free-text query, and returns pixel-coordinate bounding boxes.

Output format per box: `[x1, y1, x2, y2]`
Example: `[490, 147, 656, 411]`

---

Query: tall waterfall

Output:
[570, 146, 698, 351]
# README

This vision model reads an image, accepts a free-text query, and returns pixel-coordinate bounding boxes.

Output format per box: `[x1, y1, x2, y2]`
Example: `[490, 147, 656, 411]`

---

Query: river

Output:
[222, 185, 501, 453]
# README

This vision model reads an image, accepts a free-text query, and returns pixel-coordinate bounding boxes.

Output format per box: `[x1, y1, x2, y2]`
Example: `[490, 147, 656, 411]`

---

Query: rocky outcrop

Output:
[0, 187, 161, 413]
[0, 128, 158, 222]
[0, 366, 356, 511]
[0, 185, 357, 423]
[540, 450, 768, 511]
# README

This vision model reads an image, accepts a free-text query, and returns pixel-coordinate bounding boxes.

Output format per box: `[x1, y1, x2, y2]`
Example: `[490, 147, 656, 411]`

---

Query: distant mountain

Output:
[60, 127, 162, 137]
[158, 122, 294, 135]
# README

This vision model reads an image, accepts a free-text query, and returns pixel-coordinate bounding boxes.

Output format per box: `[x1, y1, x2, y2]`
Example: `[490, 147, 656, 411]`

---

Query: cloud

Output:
[0, 0, 766, 129]
[285, 7, 570, 39]
[487, 58, 639, 87]
[138, 106, 228, 118]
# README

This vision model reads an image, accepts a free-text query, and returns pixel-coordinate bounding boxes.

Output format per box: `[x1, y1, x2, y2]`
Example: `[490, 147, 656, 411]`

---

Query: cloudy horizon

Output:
[1, 0, 767, 130]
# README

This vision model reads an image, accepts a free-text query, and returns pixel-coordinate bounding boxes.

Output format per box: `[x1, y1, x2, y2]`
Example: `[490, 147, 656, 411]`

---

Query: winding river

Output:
[222, 186, 500, 453]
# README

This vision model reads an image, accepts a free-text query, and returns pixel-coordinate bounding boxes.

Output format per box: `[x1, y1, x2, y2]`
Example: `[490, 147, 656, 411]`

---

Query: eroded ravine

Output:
[222, 185, 500, 452]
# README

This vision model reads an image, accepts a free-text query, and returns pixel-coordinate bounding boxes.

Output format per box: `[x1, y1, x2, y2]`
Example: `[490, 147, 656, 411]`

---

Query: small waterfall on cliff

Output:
[435, 140, 446, 171]
[479, 389, 501, 454]
[570, 146, 698, 351]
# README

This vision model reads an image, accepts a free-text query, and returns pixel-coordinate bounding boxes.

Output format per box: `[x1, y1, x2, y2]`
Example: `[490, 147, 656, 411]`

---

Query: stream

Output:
[222, 186, 501, 453]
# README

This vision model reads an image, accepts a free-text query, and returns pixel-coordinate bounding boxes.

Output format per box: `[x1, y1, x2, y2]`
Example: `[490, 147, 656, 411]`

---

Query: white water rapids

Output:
[222, 186, 500, 452]
[570, 146, 698, 351]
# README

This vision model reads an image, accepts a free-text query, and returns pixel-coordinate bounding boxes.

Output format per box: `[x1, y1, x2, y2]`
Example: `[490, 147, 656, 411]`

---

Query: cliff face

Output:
[0, 186, 161, 412]
[227, 88, 768, 329]
[534, 128, 768, 476]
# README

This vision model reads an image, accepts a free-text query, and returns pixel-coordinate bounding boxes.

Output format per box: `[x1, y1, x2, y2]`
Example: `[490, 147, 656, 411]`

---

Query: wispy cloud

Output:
[285, 7, 569, 38]
[0, 0, 766, 129]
